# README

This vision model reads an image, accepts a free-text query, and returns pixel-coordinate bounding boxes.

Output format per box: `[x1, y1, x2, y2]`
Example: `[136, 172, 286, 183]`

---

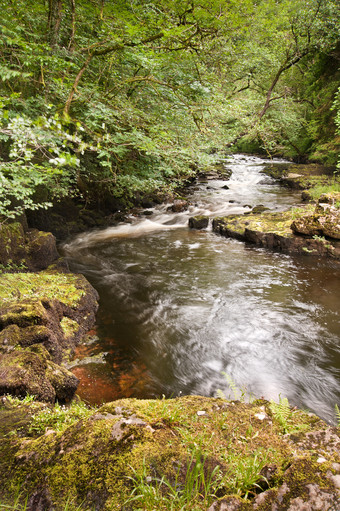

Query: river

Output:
[62, 154, 340, 424]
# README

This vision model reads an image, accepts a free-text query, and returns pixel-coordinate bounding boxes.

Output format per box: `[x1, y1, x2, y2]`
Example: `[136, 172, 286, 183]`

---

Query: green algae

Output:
[0, 272, 86, 308]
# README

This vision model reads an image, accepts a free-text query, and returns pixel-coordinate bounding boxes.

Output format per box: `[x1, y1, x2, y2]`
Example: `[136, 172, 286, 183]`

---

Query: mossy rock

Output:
[0, 300, 48, 329]
[0, 396, 339, 510]
[291, 194, 340, 240]
[0, 324, 49, 353]
[0, 223, 59, 272]
[0, 345, 78, 403]
[212, 207, 340, 259]
[0, 270, 98, 402]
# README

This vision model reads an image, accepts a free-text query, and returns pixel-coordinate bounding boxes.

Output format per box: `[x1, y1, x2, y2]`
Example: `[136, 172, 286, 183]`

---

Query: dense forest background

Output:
[0, 0, 339, 220]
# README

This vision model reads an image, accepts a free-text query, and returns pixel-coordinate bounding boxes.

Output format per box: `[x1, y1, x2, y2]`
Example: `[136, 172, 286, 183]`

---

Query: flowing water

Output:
[62, 154, 340, 424]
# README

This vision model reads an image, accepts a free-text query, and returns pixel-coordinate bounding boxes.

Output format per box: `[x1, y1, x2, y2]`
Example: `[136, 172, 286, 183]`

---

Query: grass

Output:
[308, 181, 340, 201]
[125, 449, 224, 511]
[28, 399, 95, 435]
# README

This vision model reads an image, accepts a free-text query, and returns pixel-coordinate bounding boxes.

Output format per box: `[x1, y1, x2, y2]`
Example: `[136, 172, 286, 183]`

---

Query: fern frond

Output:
[335, 404, 340, 427]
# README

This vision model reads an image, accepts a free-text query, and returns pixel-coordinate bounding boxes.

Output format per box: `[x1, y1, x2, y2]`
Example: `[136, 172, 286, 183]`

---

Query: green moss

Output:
[60, 317, 80, 339]
[215, 210, 297, 237]
[0, 272, 86, 308]
[0, 300, 47, 328]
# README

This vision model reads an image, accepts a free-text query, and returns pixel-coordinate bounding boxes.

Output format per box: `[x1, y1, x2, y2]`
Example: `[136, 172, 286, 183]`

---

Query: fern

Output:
[221, 372, 239, 400]
[335, 404, 340, 427]
[269, 396, 292, 434]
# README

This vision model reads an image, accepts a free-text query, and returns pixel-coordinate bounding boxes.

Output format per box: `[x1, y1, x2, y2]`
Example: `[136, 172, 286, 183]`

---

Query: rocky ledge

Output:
[213, 193, 340, 260]
[0, 223, 99, 403]
[0, 395, 339, 510]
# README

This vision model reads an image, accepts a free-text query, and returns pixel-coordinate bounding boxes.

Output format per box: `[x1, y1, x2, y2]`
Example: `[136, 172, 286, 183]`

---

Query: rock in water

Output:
[188, 216, 209, 229]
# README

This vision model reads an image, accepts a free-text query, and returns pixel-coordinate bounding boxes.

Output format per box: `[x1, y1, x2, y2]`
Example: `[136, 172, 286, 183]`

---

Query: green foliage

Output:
[0, 0, 339, 220]
[269, 396, 309, 434]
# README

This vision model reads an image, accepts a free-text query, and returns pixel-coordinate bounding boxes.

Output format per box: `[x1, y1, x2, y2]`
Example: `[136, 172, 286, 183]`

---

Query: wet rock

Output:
[171, 199, 189, 212]
[188, 216, 209, 229]
[251, 205, 269, 214]
[141, 199, 154, 209]
[222, 184, 229, 190]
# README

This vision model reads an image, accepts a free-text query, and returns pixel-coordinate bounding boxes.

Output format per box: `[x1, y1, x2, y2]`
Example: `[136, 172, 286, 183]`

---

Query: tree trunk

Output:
[68, 0, 76, 51]
[48, 0, 63, 46]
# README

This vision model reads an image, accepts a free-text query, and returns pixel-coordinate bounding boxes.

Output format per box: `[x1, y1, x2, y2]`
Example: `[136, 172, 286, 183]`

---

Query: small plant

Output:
[28, 400, 95, 435]
[312, 234, 326, 243]
[269, 396, 292, 434]
[228, 451, 269, 499]
[216, 372, 250, 402]
[4, 394, 36, 406]
[335, 404, 340, 427]
[269, 396, 309, 435]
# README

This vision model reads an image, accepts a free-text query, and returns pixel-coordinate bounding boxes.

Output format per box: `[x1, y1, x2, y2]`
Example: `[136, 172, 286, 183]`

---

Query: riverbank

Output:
[212, 193, 340, 260]
[0, 223, 99, 403]
[1, 394, 339, 510]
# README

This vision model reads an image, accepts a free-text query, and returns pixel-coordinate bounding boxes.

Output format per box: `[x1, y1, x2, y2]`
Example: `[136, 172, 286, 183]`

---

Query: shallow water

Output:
[63, 155, 340, 424]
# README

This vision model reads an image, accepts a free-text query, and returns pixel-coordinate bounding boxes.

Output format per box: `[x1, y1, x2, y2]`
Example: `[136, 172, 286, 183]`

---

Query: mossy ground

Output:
[0, 271, 86, 309]
[0, 395, 339, 511]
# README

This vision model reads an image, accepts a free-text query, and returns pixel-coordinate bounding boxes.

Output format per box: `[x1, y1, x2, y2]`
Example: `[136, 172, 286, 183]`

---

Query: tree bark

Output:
[68, 0, 76, 51]
[48, 0, 63, 46]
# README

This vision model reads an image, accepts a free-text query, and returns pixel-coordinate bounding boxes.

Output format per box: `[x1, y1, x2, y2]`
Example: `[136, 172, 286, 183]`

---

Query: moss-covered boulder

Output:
[291, 193, 340, 240]
[0, 271, 98, 402]
[0, 223, 59, 271]
[0, 396, 339, 510]
[0, 345, 78, 402]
